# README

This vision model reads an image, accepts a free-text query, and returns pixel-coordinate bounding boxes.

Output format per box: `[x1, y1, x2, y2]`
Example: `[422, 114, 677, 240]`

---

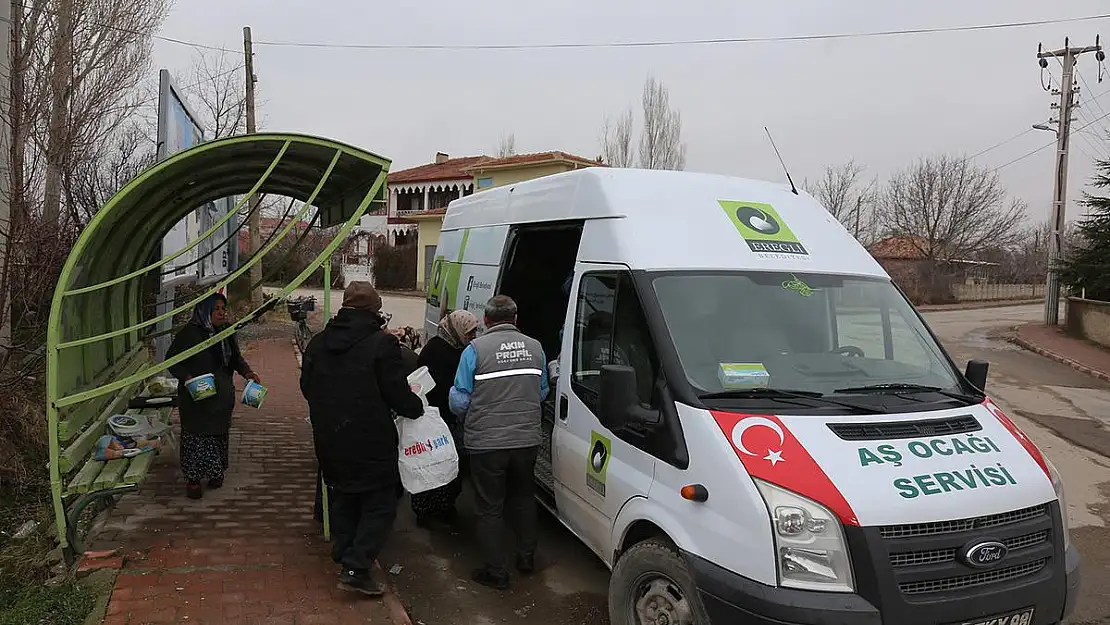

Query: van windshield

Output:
[650, 272, 968, 403]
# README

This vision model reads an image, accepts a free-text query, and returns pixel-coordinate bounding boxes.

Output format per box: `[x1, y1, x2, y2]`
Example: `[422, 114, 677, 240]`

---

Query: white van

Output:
[423, 168, 1079, 625]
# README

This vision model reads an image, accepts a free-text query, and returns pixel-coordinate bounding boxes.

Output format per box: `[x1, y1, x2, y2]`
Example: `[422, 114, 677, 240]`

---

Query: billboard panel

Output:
[157, 70, 205, 284]
[154, 70, 239, 358]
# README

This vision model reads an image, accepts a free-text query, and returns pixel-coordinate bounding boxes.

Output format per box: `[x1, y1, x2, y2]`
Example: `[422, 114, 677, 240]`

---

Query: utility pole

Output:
[0, 0, 11, 357]
[1037, 37, 1102, 326]
[243, 26, 262, 308]
[853, 195, 862, 240]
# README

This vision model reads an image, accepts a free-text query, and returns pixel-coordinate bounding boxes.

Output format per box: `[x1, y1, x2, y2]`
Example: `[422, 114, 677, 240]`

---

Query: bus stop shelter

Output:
[46, 133, 390, 556]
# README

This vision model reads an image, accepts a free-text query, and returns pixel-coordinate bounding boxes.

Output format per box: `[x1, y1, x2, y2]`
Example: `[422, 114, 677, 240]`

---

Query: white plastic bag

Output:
[397, 406, 460, 494]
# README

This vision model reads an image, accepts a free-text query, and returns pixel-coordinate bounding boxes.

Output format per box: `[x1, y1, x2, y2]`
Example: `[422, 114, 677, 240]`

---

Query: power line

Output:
[991, 106, 1110, 173]
[968, 128, 1035, 159]
[251, 13, 1110, 51]
[7, 6, 1110, 55]
[5, 4, 240, 54]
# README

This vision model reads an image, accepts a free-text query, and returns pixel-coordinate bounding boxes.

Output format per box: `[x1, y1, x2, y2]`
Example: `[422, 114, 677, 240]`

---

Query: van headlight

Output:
[1045, 458, 1071, 550]
[754, 479, 854, 593]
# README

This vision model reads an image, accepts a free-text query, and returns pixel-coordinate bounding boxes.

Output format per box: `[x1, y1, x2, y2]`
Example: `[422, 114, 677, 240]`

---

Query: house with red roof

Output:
[867, 235, 998, 304]
[341, 152, 488, 285]
[403, 151, 605, 287]
[343, 150, 605, 288]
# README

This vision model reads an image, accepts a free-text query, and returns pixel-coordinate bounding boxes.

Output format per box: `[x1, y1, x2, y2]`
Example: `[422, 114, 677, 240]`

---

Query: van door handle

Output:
[559, 395, 569, 421]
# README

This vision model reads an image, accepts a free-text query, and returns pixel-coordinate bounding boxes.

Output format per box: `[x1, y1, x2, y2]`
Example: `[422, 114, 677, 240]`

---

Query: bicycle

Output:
[286, 295, 317, 354]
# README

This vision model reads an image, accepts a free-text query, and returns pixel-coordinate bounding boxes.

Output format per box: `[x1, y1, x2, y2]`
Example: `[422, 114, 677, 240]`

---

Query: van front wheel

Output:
[609, 538, 711, 625]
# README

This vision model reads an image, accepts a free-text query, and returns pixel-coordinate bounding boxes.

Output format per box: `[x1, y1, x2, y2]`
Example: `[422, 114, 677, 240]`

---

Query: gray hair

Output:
[484, 295, 518, 325]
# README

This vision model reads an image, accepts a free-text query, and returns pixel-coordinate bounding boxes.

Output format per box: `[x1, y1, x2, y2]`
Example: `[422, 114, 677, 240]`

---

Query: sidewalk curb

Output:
[378, 290, 426, 300]
[917, 298, 1044, 312]
[375, 561, 413, 625]
[1009, 328, 1110, 383]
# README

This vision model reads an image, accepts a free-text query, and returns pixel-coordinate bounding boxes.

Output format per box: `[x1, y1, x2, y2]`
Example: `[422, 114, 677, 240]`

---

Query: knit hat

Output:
[342, 281, 383, 313]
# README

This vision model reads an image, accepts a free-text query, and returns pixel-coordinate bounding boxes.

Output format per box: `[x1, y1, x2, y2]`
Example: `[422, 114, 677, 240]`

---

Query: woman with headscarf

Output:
[390, 325, 423, 374]
[166, 293, 259, 500]
[410, 309, 479, 526]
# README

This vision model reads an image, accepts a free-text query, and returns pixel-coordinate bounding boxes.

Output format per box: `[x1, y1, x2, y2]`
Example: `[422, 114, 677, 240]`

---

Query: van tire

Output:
[608, 538, 711, 625]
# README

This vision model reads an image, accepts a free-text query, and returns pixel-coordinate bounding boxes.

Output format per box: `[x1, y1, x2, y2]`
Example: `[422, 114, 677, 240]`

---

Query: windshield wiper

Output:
[701, 388, 824, 399]
[700, 388, 885, 414]
[833, 383, 980, 402]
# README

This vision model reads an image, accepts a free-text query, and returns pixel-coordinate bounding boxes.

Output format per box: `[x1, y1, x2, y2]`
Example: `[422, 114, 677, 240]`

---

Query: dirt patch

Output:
[1016, 411, 1110, 462]
[382, 490, 610, 625]
[1066, 482, 1110, 625]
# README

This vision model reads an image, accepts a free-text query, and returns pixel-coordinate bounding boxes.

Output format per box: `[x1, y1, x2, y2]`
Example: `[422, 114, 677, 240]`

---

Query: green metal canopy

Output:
[46, 132, 390, 547]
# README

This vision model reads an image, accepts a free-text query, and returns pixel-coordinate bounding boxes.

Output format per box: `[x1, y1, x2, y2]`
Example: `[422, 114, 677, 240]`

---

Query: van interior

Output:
[496, 221, 584, 363]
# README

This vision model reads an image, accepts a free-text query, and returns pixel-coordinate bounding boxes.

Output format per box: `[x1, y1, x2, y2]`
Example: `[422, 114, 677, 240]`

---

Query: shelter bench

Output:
[52, 345, 175, 566]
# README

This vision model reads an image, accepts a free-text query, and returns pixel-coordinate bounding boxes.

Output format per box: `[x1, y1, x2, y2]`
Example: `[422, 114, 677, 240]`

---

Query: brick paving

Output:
[1013, 323, 1110, 383]
[91, 339, 406, 625]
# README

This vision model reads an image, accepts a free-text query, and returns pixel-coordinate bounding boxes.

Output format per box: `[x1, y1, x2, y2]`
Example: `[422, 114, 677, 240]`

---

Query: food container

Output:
[183, 374, 217, 401]
[407, 366, 436, 406]
[241, 380, 267, 409]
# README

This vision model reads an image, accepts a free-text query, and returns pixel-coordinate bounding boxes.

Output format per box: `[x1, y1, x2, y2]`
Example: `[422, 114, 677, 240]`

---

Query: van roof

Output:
[441, 168, 888, 278]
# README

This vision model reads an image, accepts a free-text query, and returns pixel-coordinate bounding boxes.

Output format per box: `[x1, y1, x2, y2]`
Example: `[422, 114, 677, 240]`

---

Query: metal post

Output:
[320, 252, 332, 540]
[244, 26, 262, 309]
[323, 254, 332, 321]
[1038, 37, 1102, 325]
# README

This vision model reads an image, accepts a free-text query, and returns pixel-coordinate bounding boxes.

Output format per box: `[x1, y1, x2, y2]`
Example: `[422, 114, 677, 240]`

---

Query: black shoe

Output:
[207, 476, 224, 490]
[516, 553, 535, 575]
[185, 481, 202, 500]
[471, 567, 510, 590]
[338, 569, 384, 597]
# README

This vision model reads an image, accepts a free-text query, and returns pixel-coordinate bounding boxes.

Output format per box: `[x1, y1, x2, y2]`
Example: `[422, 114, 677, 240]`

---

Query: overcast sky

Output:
[150, 1, 1110, 224]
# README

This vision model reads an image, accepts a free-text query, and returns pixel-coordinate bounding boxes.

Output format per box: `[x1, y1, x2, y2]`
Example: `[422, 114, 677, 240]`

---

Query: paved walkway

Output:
[93, 339, 405, 625]
[1013, 323, 1110, 382]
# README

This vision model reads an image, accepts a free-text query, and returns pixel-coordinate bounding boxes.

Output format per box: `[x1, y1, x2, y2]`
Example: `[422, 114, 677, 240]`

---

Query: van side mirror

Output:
[965, 359, 989, 392]
[599, 364, 662, 435]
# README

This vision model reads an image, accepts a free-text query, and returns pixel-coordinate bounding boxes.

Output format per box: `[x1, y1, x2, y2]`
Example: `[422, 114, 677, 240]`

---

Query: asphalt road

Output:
[363, 301, 1110, 624]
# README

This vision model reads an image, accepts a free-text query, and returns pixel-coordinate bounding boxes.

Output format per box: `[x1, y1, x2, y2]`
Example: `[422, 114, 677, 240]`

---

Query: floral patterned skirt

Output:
[180, 433, 230, 483]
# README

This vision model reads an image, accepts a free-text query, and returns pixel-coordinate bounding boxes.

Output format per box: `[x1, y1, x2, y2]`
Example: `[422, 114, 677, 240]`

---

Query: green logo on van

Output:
[719, 200, 808, 256]
[425, 230, 471, 318]
[586, 431, 611, 497]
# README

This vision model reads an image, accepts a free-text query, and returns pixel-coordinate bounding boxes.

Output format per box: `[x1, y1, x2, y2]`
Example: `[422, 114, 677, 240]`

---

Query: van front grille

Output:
[889, 530, 1049, 568]
[879, 504, 1047, 539]
[897, 559, 1047, 596]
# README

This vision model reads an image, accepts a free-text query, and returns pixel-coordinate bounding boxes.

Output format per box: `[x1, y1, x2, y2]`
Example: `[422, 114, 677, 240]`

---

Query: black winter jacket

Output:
[416, 336, 463, 427]
[300, 308, 424, 493]
[166, 324, 252, 436]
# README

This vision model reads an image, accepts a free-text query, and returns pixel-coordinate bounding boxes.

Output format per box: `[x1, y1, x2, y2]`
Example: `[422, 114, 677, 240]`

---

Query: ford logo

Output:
[963, 541, 1008, 568]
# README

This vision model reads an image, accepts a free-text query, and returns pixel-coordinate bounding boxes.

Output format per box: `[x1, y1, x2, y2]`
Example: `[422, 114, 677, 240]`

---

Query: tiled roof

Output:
[868, 236, 930, 260]
[464, 151, 605, 172]
[403, 209, 448, 219]
[388, 156, 489, 184]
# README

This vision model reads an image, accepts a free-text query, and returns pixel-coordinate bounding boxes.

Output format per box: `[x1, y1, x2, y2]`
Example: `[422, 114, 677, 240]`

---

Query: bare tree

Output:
[497, 132, 516, 158]
[805, 160, 878, 243]
[39, 0, 170, 226]
[184, 50, 247, 139]
[638, 77, 686, 170]
[599, 76, 687, 170]
[878, 154, 1026, 262]
[67, 124, 157, 224]
[2, 0, 169, 363]
[600, 108, 634, 167]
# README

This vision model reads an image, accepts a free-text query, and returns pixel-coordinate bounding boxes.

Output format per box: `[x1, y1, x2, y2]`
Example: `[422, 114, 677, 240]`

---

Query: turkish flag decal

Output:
[711, 411, 859, 526]
[983, 398, 1050, 479]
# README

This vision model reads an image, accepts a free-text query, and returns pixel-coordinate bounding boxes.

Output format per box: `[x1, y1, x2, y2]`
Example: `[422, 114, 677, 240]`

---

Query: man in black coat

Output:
[300, 281, 424, 596]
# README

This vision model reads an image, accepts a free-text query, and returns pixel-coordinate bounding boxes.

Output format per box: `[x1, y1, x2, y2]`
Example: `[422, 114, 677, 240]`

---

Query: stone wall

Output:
[1066, 297, 1110, 348]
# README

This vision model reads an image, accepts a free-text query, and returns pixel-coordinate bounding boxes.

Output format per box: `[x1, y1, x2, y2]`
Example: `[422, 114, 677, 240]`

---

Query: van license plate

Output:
[955, 607, 1034, 625]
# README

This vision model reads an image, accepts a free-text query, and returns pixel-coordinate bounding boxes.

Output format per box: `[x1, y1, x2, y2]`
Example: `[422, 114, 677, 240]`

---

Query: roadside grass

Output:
[0, 493, 96, 625]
